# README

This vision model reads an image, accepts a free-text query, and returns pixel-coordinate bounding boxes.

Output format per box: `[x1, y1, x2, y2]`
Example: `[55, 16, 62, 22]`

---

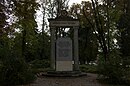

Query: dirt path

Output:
[20, 73, 112, 86]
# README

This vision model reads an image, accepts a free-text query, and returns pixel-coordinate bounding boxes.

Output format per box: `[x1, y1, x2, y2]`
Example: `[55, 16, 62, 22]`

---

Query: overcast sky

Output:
[69, 0, 90, 5]
[36, 0, 90, 31]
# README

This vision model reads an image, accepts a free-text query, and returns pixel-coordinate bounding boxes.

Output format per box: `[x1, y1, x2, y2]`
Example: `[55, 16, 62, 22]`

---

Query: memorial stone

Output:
[56, 38, 73, 71]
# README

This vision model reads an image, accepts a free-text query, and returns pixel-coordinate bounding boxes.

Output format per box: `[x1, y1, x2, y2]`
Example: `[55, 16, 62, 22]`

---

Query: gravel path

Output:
[20, 73, 111, 86]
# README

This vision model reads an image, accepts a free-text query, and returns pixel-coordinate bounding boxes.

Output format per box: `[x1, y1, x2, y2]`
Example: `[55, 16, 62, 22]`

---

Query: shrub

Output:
[97, 50, 126, 84]
[0, 57, 35, 86]
[30, 59, 50, 69]
[79, 64, 97, 73]
[30, 59, 51, 74]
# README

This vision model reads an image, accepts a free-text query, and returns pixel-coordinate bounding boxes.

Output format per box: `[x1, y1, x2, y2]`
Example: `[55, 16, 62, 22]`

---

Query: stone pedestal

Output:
[56, 61, 73, 71]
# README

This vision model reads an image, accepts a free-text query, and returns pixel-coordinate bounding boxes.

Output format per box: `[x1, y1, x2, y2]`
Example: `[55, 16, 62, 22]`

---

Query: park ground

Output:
[19, 73, 126, 86]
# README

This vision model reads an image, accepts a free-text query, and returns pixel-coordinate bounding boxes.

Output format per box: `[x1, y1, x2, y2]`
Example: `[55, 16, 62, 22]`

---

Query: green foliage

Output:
[97, 50, 126, 84]
[30, 59, 51, 74]
[69, 2, 98, 64]
[36, 33, 51, 60]
[0, 55, 35, 86]
[0, 0, 9, 34]
[125, 68, 130, 85]
[30, 59, 50, 69]
[31, 68, 52, 74]
[79, 64, 97, 73]
[0, 0, 51, 85]
[0, 32, 35, 86]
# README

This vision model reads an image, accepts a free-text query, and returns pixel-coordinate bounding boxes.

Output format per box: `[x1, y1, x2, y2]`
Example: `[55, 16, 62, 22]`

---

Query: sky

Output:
[69, 0, 84, 4]
[36, 0, 90, 31]
[69, 0, 90, 5]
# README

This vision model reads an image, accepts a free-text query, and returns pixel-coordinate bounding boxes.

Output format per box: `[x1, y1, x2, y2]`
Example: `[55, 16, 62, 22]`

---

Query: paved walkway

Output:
[20, 73, 111, 86]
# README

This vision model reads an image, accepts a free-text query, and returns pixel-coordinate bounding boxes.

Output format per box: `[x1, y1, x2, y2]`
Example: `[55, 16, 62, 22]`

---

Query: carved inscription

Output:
[56, 38, 72, 61]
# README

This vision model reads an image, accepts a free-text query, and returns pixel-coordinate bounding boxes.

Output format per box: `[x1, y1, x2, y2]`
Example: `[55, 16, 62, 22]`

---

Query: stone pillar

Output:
[73, 26, 79, 71]
[50, 27, 56, 70]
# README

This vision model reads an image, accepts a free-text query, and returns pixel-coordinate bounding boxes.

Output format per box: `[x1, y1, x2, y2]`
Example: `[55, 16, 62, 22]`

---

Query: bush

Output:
[97, 50, 126, 84]
[0, 34, 36, 86]
[0, 57, 35, 86]
[79, 64, 97, 73]
[30, 59, 50, 69]
[30, 59, 51, 74]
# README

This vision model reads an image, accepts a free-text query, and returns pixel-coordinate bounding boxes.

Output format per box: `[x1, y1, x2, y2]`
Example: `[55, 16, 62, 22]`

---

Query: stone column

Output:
[50, 27, 56, 70]
[73, 26, 79, 71]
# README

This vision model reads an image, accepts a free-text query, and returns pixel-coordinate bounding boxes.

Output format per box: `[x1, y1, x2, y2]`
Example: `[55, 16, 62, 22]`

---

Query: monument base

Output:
[56, 61, 73, 71]
[42, 71, 87, 77]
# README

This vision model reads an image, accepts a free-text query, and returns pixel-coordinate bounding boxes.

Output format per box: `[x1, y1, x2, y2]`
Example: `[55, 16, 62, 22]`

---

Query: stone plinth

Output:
[56, 61, 73, 71]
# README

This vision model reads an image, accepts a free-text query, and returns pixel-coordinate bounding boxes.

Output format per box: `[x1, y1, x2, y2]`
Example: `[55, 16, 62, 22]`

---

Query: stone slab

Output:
[56, 38, 72, 61]
[56, 61, 73, 71]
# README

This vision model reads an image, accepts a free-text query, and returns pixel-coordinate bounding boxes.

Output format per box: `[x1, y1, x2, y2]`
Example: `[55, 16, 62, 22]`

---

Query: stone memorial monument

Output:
[48, 10, 79, 72]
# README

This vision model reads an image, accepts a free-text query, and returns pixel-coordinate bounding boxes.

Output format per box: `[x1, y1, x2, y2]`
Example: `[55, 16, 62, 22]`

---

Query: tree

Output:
[69, 1, 129, 83]
[0, 1, 6, 35]
[118, 0, 130, 68]
[88, 0, 123, 61]
[0, 0, 38, 85]
[69, 1, 98, 64]
[11, 0, 39, 61]
[89, 0, 128, 83]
